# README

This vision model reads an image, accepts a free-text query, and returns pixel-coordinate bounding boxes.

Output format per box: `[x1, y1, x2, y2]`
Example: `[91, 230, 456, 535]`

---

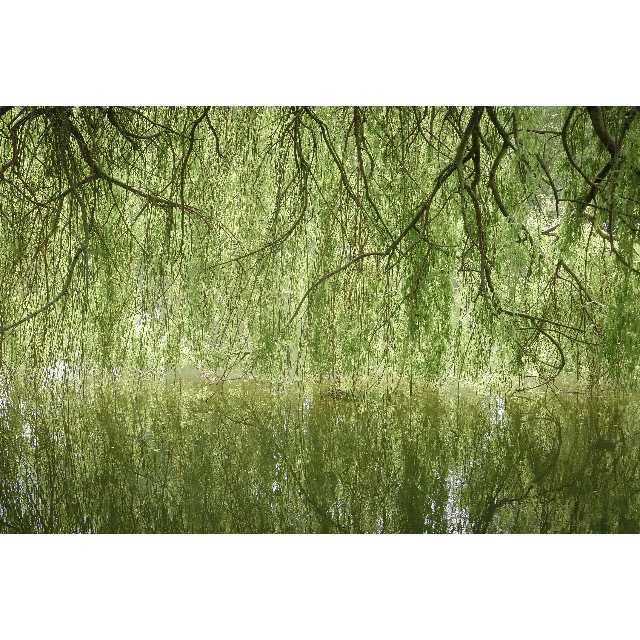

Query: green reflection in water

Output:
[1, 380, 639, 533]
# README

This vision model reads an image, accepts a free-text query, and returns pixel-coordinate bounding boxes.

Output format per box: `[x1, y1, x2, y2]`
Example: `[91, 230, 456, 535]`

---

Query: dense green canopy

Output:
[1, 106, 639, 387]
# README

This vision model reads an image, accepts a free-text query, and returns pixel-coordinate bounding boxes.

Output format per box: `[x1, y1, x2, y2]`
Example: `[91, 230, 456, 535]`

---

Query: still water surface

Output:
[1, 380, 639, 533]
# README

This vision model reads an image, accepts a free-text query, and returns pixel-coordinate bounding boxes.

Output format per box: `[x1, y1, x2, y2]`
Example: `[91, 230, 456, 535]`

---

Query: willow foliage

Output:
[1, 106, 639, 387]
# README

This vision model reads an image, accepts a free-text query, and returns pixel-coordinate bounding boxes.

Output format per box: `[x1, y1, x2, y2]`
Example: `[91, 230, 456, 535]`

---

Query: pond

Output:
[1, 378, 639, 533]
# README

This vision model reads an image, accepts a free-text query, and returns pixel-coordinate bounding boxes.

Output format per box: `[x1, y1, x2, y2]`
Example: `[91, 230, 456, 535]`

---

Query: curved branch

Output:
[353, 107, 393, 240]
[386, 108, 481, 256]
[561, 107, 593, 184]
[304, 107, 392, 242]
[0, 243, 86, 335]
[105, 107, 162, 141]
[586, 106, 617, 155]
[288, 251, 387, 324]
[214, 207, 307, 267]
[63, 115, 217, 232]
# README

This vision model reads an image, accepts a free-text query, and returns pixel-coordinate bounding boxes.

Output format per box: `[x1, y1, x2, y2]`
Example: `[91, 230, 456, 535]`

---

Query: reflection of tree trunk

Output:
[274, 442, 347, 534]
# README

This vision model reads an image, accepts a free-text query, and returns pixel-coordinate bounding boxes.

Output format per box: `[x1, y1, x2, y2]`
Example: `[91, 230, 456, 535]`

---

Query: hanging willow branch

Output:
[1, 106, 640, 386]
[288, 250, 388, 324]
[0, 242, 86, 335]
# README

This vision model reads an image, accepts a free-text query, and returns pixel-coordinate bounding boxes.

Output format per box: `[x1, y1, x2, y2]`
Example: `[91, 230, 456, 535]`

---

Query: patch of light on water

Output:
[0, 383, 8, 419]
[330, 495, 346, 521]
[444, 468, 470, 533]
[16, 399, 38, 444]
[23, 421, 33, 442]
[490, 394, 505, 425]
[482, 394, 507, 448]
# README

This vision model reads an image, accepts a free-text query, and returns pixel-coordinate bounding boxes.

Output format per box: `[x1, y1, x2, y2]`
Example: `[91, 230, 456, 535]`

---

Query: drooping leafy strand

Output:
[1, 106, 640, 387]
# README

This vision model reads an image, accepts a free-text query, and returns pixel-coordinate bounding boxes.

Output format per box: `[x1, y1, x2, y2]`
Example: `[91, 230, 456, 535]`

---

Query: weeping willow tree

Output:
[1, 106, 639, 388]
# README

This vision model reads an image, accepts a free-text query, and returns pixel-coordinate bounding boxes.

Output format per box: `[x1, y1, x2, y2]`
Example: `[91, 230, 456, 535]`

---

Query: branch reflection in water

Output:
[1, 378, 638, 533]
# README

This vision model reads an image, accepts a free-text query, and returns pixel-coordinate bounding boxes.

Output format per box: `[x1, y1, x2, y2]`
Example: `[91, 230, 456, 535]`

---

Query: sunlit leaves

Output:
[1, 106, 639, 387]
